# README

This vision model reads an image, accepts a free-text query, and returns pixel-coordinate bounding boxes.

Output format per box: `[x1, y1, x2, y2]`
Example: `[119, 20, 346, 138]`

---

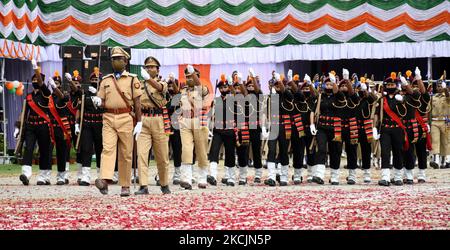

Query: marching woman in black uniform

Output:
[264, 72, 292, 186]
[166, 73, 183, 185]
[18, 60, 54, 185]
[208, 74, 237, 186]
[377, 73, 408, 186]
[400, 67, 430, 184]
[354, 77, 379, 183]
[310, 72, 344, 185]
[289, 73, 317, 184]
[48, 74, 72, 185]
[72, 71, 104, 186]
[338, 69, 361, 185]
[244, 69, 265, 183]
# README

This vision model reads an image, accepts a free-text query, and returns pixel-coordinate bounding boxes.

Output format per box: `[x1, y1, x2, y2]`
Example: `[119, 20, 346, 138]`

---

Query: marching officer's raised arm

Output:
[132, 76, 143, 122]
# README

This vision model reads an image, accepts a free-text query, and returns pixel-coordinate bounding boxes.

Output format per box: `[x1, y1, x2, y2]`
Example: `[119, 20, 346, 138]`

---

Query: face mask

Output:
[220, 90, 230, 96]
[112, 59, 126, 72]
[91, 81, 97, 88]
[358, 91, 364, 96]
[386, 88, 396, 94]
[303, 91, 311, 98]
[325, 88, 333, 94]
[32, 82, 40, 89]
[186, 79, 195, 87]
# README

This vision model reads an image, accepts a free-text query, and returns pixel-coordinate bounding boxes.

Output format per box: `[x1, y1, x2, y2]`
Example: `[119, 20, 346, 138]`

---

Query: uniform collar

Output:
[114, 70, 129, 79]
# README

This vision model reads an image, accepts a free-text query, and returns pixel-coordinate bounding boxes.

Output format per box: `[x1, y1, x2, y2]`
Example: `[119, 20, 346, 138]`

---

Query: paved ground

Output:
[0, 165, 449, 229]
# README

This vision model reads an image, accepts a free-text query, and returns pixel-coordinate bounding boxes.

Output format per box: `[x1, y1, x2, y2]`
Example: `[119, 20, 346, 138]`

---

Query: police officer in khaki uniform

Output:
[178, 65, 210, 190]
[92, 47, 143, 197]
[430, 72, 450, 169]
[134, 56, 171, 195]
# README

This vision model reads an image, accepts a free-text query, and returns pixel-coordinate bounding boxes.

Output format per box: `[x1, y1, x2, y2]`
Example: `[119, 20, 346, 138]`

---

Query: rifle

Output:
[309, 92, 322, 151]
[14, 99, 27, 156]
[75, 94, 85, 152]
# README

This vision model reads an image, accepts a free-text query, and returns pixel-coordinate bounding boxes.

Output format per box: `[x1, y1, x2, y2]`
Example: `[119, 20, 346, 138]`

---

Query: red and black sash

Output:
[234, 121, 250, 146]
[383, 98, 409, 151]
[26, 94, 55, 144]
[415, 110, 432, 150]
[66, 98, 77, 117]
[333, 117, 342, 142]
[48, 96, 71, 147]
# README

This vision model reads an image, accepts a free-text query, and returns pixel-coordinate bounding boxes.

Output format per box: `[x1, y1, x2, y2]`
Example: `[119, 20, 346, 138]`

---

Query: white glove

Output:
[92, 96, 102, 107]
[310, 124, 317, 136]
[64, 73, 72, 82]
[304, 74, 311, 85]
[187, 65, 195, 74]
[274, 73, 281, 82]
[0, 85, 3, 94]
[373, 127, 380, 140]
[227, 76, 233, 85]
[287, 69, 293, 82]
[236, 72, 243, 84]
[261, 126, 269, 139]
[415, 67, 422, 80]
[75, 124, 80, 135]
[14, 128, 19, 139]
[400, 76, 408, 86]
[395, 94, 403, 102]
[361, 83, 367, 91]
[342, 69, 349, 80]
[31, 59, 38, 70]
[168, 72, 175, 79]
[426, 124, 431, 133]
[208, 131, 213, 140]
[248, 68, 255, 78]
[88, 86, 97, 94]
[133, 121, 143, 140]
[441, 81, 446, 89]
[140, 67, 151, 81]
[329, 73, 336, 83]
[48, 78, 56, 89]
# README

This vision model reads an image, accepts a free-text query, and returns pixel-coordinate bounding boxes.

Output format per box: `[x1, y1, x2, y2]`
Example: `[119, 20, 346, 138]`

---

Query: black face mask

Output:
[386, 88, 396, 94]
[303, 91, 311, 98]
[358, 91, 364, 96]
[90, 81, 97, 88]
[220, 90, 230, 96]
[325, 88, 333, 94]
[32, 82, 40, 89]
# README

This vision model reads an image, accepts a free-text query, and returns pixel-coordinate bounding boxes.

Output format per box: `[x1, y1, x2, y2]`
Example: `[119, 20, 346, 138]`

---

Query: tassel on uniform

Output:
[292, 113, 305, 137]
[162, 107, 172, 135]
[364, 119, 373, 143]
[349, 117, 359, 144]
[333, 117, 342, 142]
[282, 115, 292, 140]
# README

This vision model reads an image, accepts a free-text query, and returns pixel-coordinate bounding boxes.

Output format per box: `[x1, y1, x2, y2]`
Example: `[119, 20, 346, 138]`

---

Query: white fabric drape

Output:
[131, 41, 450, 66]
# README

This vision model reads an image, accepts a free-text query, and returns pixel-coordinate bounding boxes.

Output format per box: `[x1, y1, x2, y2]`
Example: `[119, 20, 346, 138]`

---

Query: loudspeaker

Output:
[84, 45, 109, 59]
[60, 46, 83, 59]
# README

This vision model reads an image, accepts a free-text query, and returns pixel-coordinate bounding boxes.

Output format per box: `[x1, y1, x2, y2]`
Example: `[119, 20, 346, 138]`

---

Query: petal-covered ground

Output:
[0, 168, 449, 230]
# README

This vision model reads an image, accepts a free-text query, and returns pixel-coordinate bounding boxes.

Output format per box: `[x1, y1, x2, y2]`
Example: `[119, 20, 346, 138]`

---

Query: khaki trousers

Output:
[100, 113, 134, 187]
[180, 118, 209, 168]
[431, 120, 449, 155]
[137, 116, 169, 186]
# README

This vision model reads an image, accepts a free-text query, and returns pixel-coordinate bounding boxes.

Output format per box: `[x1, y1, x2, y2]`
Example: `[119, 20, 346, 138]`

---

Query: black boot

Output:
[254, 177, 261, 183]
[180, 181, 192, 190]
[394, 180, 403, 186]
[19, 174, 29, 186]
[207, 175, 217, 186]
[95, 179, 108, 195]
[378, 180, 390, 186]
[264, 179, 276, 186]
[221, 178, 228, 185]
[238, 180, 247, 185]
[161, 185, 171, 194]
[134, 186, 149, 195]
[312, 177, 324, 185]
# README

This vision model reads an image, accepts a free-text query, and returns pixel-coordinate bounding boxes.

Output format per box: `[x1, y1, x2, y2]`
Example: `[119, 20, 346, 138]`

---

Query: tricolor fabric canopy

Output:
[1, 0, 449, 64]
